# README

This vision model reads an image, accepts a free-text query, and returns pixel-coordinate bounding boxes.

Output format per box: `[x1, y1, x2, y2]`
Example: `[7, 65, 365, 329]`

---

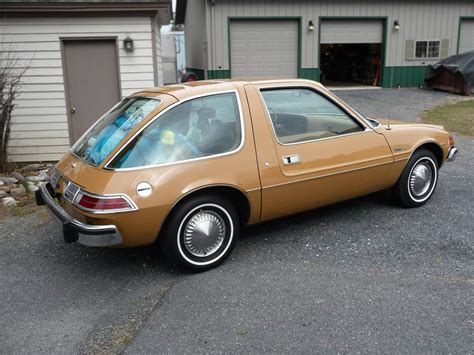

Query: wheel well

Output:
[164, 186, 251, 229]
[415, 142, 444, 167]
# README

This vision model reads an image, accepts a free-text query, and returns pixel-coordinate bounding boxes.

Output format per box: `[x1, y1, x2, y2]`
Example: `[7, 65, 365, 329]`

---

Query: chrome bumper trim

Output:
[447, 147, 458, 162]
[39, 183, 123, 247]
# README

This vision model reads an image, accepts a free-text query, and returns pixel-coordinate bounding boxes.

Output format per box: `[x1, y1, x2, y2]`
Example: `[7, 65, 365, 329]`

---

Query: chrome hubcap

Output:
[409, 162, 432, 196]
[183, 210, 226, 257]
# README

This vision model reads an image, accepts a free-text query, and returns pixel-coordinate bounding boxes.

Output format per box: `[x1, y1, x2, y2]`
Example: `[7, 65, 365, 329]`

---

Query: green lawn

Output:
[422, 99, 474, 136]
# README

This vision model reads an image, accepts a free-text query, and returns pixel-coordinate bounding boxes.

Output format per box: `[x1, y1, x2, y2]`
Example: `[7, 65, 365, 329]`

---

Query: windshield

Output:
[72, 97, 161, 166]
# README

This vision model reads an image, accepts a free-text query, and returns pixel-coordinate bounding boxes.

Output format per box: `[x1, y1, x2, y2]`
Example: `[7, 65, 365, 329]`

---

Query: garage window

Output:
[415, 40, 440, 59]
[260, 88, 363, 144]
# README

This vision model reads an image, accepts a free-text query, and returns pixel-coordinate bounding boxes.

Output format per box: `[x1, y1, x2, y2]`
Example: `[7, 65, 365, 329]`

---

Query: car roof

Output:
[133, 78, 323, 100]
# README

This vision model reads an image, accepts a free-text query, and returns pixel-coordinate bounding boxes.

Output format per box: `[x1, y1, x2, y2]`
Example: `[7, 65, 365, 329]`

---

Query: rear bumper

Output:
[447, 147, 458, 162]
[36, 183, 123, 247]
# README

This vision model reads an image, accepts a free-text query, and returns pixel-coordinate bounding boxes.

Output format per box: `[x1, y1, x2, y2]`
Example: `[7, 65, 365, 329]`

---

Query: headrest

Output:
[197, 107, 216, 119]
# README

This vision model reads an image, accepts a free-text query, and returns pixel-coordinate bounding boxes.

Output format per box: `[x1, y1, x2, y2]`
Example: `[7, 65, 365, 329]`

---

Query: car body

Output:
[37, 79, 458, 270]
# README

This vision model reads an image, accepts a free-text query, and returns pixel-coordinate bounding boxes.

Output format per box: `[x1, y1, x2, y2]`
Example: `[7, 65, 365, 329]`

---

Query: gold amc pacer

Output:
[36, 79, 458, 271]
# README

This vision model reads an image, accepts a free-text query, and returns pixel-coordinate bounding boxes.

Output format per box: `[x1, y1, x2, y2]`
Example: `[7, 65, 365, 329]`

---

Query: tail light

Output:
[74, 192, 134, 212]
[61, 179, 136, 213]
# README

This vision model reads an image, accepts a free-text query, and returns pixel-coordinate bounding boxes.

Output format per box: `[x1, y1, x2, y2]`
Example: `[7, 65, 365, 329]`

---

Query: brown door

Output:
[62, 39, 121, 143]
[245, 82, 394, 221]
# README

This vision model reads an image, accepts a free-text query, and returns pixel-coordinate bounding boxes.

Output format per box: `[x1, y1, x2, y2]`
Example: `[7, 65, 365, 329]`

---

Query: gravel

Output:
[335, 87, 470, 122]
[0, 88, 472, 353]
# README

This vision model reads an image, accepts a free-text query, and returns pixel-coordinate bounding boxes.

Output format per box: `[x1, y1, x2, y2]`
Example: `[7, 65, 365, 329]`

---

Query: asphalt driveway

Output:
[1, 88, 472, 353]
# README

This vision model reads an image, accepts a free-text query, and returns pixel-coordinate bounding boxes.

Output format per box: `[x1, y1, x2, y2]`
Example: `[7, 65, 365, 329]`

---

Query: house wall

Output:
[1, 15, 163, 162]
[154, 15, 165, 86]
[188, 0, 474, 86]
[184, 0, 207, 79]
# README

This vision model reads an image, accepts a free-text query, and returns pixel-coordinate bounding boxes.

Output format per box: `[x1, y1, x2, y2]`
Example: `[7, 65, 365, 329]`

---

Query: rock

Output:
[20, 163, 43, 172]
[0, 190, 7, 199]
[27, 171, 49, 182]
[0, 186, 11, 193]
[26, 182, 39, 192]
[10, 186, 26, 198]
[20, 163, 55, 173]
[2, 197, 17, 208]
[0, 177, 18, 185]
[10, 172, 25, 183]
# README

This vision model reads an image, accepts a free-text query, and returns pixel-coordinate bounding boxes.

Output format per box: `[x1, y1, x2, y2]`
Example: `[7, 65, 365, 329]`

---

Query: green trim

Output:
[457, 16, 474, 54]
[208, 70, 231, 79]
[227, 17, 303, 79]
[318, 16, 388, 87]
[298, 68, 320, 81]
[382, 66, 428, 88]
[185, 67, 205, 80]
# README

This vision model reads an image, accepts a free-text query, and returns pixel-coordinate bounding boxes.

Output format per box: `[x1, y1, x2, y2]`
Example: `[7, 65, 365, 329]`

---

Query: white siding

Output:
[1, 16, 158, 162]
[202, 0, 474, 70]
[459, 19, 474, 54]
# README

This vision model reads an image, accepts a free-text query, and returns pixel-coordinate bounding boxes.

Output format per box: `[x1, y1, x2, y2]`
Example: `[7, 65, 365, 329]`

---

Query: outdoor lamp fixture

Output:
[308, 20, 315, 31]
[393, 20, 400, 31]
[123, 35, 134, 52]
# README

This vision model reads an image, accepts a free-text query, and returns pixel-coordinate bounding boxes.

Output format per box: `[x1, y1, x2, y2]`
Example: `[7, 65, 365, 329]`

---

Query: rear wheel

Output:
[394, 148, 438, 208]
[159, 195, 239, 271]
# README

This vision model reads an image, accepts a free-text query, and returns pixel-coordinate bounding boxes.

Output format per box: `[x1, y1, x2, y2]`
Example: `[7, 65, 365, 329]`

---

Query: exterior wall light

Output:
[123, 35, 134, 52]
[308, 20, 315, 31]
[393, 20, 400, 31]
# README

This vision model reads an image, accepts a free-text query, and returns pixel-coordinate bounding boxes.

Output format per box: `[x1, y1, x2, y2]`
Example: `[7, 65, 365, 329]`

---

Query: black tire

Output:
[181, 72, 199, 83]
[393, 148, 439, 208]
[159, 195, 239, 272]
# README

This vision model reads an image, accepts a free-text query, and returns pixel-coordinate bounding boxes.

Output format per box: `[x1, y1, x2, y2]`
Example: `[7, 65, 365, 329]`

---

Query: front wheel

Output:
[159, 195, 239, 272]
[393, 148, 439, 208]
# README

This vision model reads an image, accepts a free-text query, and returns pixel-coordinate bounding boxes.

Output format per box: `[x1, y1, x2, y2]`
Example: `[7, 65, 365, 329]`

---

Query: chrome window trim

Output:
[258, 86, 372, 147]
[367, 118, 382, 128]
[69, 96, 162, 166]
[104, 90, 245, 171]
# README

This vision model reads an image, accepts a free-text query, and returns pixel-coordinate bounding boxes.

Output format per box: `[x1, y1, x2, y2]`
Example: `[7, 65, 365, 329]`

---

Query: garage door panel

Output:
[459, 19, 474, 54]
[230, 20, 298, 78]
[321, 20, 383, 44]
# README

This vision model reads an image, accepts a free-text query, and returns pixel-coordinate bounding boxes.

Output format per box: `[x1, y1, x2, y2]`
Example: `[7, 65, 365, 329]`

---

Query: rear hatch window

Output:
[72, 97, 161, 166]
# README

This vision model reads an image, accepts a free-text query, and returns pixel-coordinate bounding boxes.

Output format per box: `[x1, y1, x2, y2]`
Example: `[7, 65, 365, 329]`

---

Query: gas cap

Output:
[136, 182, 152, 197]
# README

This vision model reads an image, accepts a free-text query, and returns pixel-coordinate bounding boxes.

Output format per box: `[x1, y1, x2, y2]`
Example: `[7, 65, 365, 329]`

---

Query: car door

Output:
[245, 82, 394, 221]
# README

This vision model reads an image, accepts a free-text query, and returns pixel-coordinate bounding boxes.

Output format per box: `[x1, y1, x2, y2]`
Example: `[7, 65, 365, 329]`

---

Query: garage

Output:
[459, 19, 474, 54]
[230, 19, 298, 78]
[320, 19, 384, 87]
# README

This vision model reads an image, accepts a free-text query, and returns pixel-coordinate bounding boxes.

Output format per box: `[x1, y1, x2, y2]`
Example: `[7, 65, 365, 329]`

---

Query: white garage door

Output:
[321, 20, 383, 44]
[459, 19, 474, 54]
[230, 20, 298, 78]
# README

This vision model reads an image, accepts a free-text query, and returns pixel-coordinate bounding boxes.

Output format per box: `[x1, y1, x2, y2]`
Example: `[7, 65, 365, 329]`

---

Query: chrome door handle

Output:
[282, 154, 301, 165]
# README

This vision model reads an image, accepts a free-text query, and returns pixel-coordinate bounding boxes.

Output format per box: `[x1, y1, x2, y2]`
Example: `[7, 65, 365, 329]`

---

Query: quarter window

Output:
[109, 92, 242, 169]
[415, 40, 440, 59]
[260, 88, 363, 144]
[72, 97, 161, 166]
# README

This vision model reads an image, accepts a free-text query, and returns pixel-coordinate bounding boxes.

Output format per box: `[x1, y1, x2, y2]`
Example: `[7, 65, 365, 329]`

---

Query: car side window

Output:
[260, 88, 363, 144]
[109, 92, 242, 169]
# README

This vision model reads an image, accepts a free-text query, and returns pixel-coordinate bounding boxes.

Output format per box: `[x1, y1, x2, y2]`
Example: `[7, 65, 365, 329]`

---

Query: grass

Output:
[422, 99, 474, 136]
